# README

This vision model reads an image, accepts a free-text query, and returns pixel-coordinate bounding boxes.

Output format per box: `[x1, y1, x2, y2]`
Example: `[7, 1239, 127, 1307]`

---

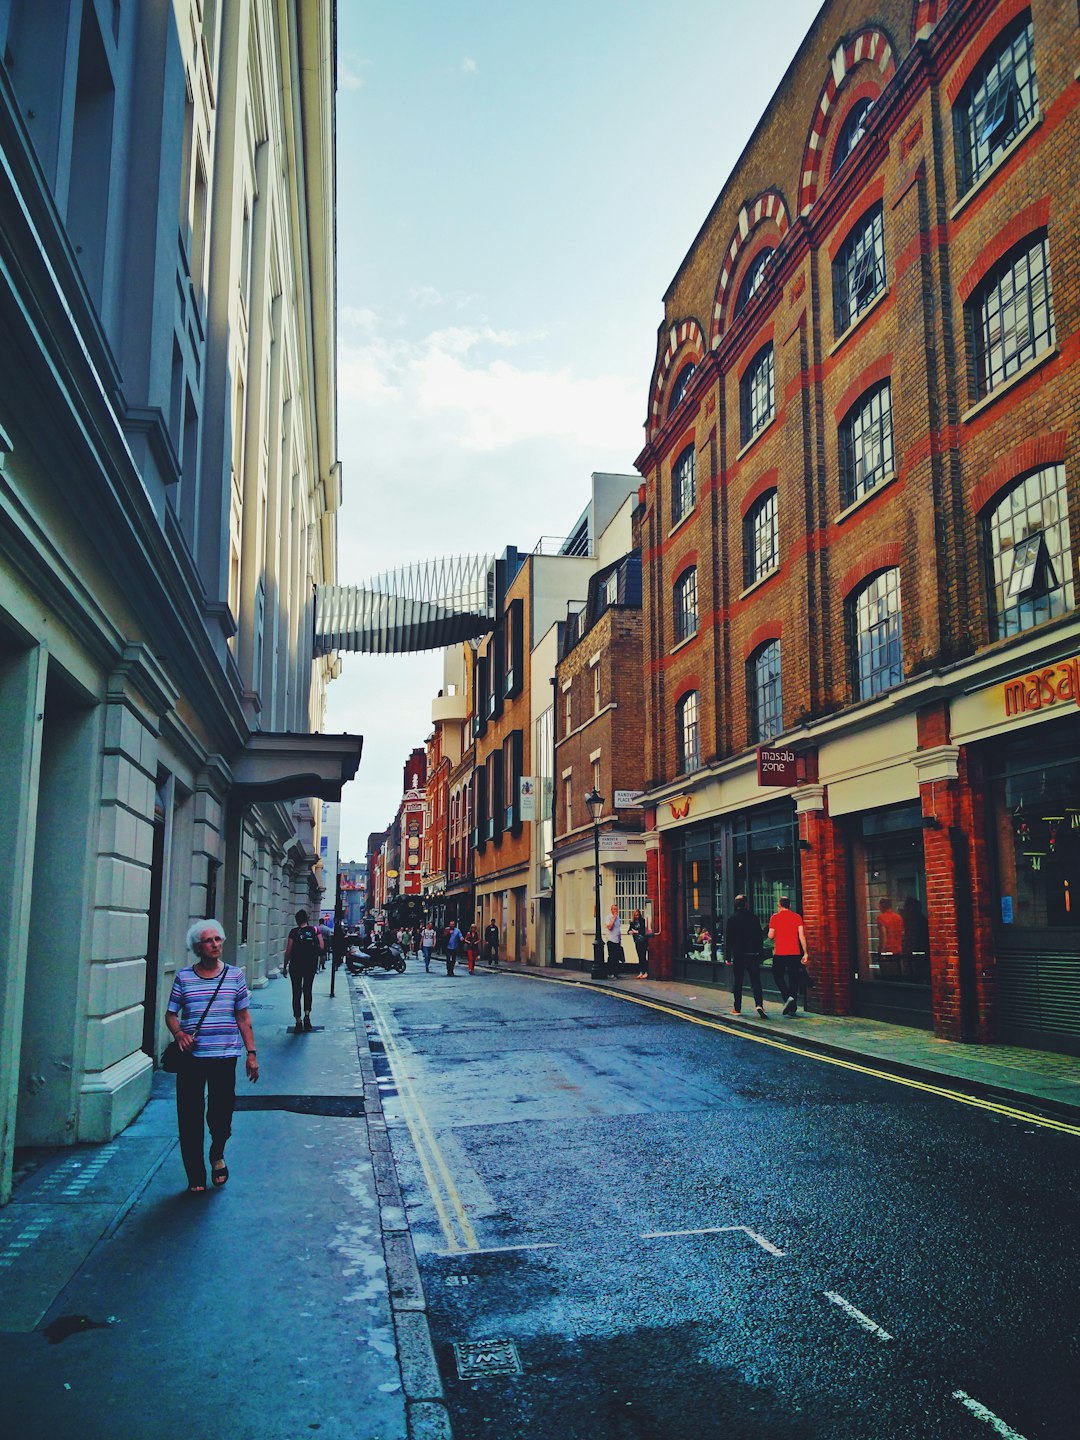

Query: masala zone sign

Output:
[757, 746, 800, 787]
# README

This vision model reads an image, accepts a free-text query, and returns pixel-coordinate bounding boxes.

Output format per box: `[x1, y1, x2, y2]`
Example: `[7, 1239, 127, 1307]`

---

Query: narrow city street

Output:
[363, 965, 1080, 1440]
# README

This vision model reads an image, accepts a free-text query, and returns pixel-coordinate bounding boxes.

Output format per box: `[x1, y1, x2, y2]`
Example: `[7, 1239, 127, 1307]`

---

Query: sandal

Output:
[211, 1162, 229, 1187]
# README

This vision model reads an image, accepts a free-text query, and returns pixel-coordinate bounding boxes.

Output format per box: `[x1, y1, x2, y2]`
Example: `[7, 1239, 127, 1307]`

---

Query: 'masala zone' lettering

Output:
[1004, 656, 1080, 717]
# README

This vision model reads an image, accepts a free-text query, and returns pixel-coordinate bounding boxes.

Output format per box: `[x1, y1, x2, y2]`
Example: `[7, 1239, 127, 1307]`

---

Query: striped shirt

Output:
[167, 964, 250, 1058]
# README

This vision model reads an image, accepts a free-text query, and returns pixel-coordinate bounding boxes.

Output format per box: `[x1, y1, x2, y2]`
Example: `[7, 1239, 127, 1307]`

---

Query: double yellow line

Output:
[515, 972, 1080, 1138]
[363, 983, 480, 1252]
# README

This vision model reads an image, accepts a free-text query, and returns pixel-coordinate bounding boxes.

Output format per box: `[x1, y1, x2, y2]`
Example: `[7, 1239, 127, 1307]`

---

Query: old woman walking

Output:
[165, 920, 259, 1193]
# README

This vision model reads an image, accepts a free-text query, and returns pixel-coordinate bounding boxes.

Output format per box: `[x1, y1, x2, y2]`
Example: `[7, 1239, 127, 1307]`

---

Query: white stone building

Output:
[0, 0, 356, 1203]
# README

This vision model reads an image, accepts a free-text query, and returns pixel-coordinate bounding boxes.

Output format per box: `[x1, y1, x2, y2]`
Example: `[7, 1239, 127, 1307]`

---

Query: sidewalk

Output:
[501, 961, 1080, 1124]
[0, 966, 449, 1440]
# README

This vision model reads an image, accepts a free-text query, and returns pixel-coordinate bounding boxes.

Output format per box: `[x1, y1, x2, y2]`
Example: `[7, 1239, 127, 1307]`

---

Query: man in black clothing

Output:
[726, 894, 767, 1018]
[484, 921, 500, 967]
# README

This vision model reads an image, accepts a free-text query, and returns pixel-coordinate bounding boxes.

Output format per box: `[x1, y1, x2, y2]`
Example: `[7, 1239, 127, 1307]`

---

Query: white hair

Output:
[186, 918, 226, 954]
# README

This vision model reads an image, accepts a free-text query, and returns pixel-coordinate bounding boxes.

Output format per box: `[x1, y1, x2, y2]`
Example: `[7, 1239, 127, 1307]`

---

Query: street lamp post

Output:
[585, 787, 606, 979]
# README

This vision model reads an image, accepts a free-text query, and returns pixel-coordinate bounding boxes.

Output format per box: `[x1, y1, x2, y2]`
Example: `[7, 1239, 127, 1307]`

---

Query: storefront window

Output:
[731, 803, 798, 929]
[851, 802, 930, 984]
[679, 832, 720, 979]
[991, 735, 1080, 931]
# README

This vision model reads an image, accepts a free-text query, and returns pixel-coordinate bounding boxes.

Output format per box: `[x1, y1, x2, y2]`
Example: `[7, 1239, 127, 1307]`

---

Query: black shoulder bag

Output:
[161, 964, 230, 1072]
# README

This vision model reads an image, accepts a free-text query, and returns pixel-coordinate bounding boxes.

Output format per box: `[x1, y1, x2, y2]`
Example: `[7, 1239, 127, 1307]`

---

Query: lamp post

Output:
[584, 787, 606, 979]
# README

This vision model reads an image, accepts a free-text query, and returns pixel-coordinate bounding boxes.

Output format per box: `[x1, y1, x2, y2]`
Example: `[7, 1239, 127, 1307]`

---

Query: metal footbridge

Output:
[314, 553, 500, 655]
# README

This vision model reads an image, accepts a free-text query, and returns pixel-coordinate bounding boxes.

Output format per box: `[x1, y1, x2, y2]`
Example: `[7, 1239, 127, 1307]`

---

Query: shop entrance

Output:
[849, 801, 932, 1029]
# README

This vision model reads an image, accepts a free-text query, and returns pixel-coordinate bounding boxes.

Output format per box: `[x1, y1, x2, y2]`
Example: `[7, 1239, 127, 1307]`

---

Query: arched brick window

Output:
[747, 640, 783, 743]
[677, 691, 701, 775]
[983, 466, 1074, 639]
[673, 566, 698, 645]
[847, 568, 903, 700]
[954, 11, 1038, 195]
[966, 233, 1054, 402]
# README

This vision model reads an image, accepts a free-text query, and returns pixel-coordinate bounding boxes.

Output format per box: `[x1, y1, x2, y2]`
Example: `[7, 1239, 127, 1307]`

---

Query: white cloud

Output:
[338, 53, 370, 91]
[461, 57, 478, 74]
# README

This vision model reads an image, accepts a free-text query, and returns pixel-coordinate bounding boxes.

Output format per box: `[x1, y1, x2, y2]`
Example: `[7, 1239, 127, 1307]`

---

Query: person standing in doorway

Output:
[420, 921, 436, 972]
[165, 920, 258, 1193]
[726, 895, 766, 1018]
[605, 902, 623, 978]
[629, 909, 649, 978]
[484, 920, 500, 967]
[767, 896, 807, 1017]
[284, 909, 322, 1031]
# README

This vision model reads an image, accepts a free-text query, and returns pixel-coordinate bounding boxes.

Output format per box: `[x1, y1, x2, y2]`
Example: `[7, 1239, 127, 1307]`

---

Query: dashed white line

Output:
[640, 1225, 786, 1256]
[824, 1290, 893, 1341]
[952, 1390, 1030, 1439]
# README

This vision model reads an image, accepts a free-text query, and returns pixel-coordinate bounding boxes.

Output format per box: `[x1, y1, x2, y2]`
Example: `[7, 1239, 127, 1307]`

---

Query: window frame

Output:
[968, 234, 1054, 402]
[839, 381, 894, 507]
[748, 639, 783, 744]
[668, 361, 696, 417]
[742, 488, 779, 588]
[847, 568, 904, 701]
[671, 443, 696, 525]
[677, 690, 701, 776]
[739, 344, 775, 446]
[983, 465, 1074, 640]
[673, 566, 699, 645]
[832, 98, 873, 176]
[734, 248, 774, 317]
[955, 14, 1038, 194]
[833, 203, 886, 334]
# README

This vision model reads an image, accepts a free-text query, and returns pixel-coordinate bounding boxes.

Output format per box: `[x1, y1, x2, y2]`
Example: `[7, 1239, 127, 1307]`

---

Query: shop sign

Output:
[757, 746, 799, 786]
[1003, 655, 1080, 718]
[669, 795, 691, 819]
[614, 790, 644, 807]
[520, 776, 535, 821]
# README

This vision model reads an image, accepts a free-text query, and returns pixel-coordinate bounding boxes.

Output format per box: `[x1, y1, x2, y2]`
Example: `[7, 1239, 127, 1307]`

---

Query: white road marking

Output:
[641, 1225, 786, 1256]
[824, 1290, 893, 1340]
[952, 1390, 1030, 1439]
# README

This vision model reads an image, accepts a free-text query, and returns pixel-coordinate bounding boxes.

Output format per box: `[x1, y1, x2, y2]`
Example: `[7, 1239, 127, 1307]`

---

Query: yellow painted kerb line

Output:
[363, 981, 480, 1252]
[514, 971, 1080, 1138]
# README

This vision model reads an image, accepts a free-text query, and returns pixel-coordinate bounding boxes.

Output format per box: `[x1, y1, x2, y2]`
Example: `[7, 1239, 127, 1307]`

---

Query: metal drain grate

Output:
[453, 1339, 523, 1379]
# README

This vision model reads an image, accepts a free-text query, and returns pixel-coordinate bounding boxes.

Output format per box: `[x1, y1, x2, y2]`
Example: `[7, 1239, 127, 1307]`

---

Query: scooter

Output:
[344, 939, 407, 975]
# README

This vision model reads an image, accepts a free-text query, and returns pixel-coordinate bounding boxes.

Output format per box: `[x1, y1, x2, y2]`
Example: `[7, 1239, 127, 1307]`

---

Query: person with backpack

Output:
[284, 908, 322, 1031]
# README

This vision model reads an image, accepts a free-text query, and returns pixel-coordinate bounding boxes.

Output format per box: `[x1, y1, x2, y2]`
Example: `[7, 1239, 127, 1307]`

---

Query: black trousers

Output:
[632, 937, 649, 974]
[772, 954, 802, 1003]
[731, 954, 764, 1009]
[290, 960, 317, 1017]
[176, 1056, 237, 1186]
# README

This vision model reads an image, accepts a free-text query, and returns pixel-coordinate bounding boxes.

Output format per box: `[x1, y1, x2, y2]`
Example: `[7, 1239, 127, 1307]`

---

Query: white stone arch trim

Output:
[648, 319, 706, 440]
[799, 29, 897, 216]
[711, 190, 791, 346]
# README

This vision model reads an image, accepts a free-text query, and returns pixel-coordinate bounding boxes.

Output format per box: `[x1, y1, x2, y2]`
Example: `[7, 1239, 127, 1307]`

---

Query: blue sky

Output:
[325, 0, 821, 858]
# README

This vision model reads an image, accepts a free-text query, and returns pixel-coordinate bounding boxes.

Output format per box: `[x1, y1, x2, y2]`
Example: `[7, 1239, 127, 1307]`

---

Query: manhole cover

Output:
[453, 1339, 523, 1379]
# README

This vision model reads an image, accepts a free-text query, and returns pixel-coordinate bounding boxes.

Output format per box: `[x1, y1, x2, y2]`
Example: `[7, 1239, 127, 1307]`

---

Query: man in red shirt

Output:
[767, 896, 807, 1017]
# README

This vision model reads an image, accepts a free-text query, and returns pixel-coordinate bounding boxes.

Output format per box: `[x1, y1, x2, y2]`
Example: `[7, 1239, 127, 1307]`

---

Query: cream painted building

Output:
[0, 0, 357, 1203]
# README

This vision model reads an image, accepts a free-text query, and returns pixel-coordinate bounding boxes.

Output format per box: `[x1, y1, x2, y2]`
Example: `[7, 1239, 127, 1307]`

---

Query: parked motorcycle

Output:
[344, 940, 406, 975]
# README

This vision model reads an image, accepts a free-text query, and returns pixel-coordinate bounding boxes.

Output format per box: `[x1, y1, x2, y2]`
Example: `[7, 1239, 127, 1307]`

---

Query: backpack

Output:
[292, 925, 320, 965]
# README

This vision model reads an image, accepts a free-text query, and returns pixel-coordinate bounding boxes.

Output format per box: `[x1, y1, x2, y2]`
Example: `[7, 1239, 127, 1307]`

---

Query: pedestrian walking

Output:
[420, 922, 436, 972]
[284, 908, 322, 1030]
[317, 917, 332, 970]
[165, 919, 258, 1193]
[629, 908, 649, 978]
[465, 923, 480, 974]
[605, 902, 624, 977]
[445, 920, 464, 975]
[726, 894, 767, 1018]
[767, 896, 808, 1017]
[484, 920, 500, 967]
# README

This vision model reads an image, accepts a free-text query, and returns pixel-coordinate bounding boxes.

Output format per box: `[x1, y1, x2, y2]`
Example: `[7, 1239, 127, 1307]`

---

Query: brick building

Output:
[636, 0, 1080, 1051]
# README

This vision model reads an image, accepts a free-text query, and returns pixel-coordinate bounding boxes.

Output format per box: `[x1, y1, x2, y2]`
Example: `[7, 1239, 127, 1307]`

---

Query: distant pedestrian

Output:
[284, 908, 322, 1031]
[484, 921, 500, 967]
[629, 909, 649, 978]
[317, 918, 332, 970]
[726, 895, 766, 1018]
[605, 902, 623, 978]
[420, 923, 436, 972]
[767, 896, 807, 1017]
[465, 923, 480, 974]
[165, 920, 258, 1193]
[445, 921, 464, 975]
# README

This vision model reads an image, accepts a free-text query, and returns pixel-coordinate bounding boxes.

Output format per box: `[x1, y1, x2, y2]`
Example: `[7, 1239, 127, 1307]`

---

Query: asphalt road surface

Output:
[360, 965, 1080, 1440]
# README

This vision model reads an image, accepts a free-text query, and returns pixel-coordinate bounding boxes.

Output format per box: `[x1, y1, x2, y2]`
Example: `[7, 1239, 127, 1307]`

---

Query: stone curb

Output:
[349, 978, 452, 1439]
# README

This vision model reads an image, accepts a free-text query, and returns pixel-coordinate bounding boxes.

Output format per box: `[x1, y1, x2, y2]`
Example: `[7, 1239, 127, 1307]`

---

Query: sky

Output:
[324, 0, 822, 860]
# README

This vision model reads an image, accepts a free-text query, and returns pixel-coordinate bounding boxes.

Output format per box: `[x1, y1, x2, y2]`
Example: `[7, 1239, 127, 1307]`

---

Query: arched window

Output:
[956, 14, 1038, 194]
[968, 235, 1054, 401]
[743, 489, 778, 587]
[748, 640, 783, 743]
[847, 569, 903, 700]
[740, 344, 774, 446]
[668, 361, 696, 417]
[674, 567, 698, 644]
[833, 203, 886, 333]
[832, 98, 873, 176]
[677, 691, 701, 775]
[672, 443, 696, 525]
[984, 466, 1073, 639]
[839, 382, 894, 507]
[734, 249, 774, 317]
